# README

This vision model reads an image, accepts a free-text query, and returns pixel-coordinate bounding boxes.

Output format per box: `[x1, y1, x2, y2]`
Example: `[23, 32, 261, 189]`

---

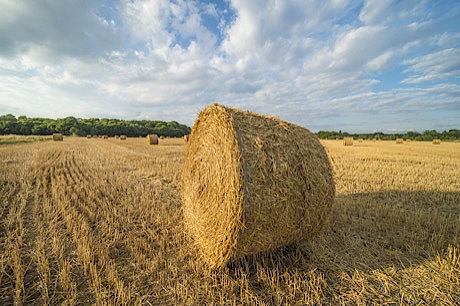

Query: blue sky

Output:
[0, 0, 459, 133]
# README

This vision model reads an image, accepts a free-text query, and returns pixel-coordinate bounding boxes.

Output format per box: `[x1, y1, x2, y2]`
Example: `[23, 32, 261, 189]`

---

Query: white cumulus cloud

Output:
[0, 0, 458, 132]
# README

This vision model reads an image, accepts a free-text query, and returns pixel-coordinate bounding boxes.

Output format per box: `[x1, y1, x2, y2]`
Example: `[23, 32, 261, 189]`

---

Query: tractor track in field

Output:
[43, 141, 144, 304]
[26, 145, 94, 304]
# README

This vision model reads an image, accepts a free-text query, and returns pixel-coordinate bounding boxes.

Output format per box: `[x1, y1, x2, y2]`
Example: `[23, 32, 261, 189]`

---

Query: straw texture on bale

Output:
[52, 133, 63, 141]
[396, 138, 404, 144]
[343, 137, 353, 146]
[181, 103, 335, 269]
[147, 134, 159, 145]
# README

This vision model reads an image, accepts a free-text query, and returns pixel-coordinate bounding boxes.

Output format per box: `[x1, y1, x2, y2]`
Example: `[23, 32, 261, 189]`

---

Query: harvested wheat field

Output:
[0, 136, 459, 305]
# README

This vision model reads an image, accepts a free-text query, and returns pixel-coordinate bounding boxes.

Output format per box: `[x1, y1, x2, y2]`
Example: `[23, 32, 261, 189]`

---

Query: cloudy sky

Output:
[1, 0, 459, 133]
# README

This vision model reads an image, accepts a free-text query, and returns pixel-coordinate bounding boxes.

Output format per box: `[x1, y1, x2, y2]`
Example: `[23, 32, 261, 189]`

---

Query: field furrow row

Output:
[0, 146, 37, 305]
[28, 146, 89, 304]
[50, 145, 140, 305]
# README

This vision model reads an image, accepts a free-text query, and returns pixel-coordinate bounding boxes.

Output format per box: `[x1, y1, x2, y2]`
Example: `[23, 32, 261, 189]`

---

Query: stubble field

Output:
[0, 136, 459, 305]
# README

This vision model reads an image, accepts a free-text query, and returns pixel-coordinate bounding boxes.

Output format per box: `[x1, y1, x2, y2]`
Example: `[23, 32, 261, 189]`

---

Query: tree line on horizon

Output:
[1, 114, 458, 141]
[0, 114, 191, 138]
[316, 129, 460, 141]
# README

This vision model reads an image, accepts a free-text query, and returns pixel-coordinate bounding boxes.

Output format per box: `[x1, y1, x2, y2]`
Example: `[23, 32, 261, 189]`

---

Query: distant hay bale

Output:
[432, 139, 441, 144]
[86, 135, 91, 139]
[120, 135, 127, 140]
[396, 138, 404, 144]
[181, 103, 335, 269]
[184, 135, 189, 143]
[115, 135, 120, 139]
[160, 135, 165, 139]
[52, 133, 63, 141]
[343, 137, 353, 146]
[147, 134, 159, 145]
[103, 135, 109, 139]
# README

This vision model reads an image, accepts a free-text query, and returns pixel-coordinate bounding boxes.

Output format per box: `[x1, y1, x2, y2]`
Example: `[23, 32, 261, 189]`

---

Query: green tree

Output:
[0, 114, 18, 134]
[1, 113, 192, 137]
[31, 124, 52, 135]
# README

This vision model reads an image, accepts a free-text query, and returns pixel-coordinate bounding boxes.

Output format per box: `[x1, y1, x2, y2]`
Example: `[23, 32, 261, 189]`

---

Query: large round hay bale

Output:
[181, 104, 335, 269]
[147, 134, 159, 145]
[52, 133, 63, 141]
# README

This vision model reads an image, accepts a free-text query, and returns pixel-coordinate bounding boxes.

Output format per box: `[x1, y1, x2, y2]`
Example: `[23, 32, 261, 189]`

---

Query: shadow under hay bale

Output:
[181, 103, 335, 269]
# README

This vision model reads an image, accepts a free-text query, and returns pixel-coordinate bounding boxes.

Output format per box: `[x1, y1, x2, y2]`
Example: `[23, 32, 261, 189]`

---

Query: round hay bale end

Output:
[181, 104, 335, 269]
[52, 133, 63, 141]
[147, 134, 159, 145]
